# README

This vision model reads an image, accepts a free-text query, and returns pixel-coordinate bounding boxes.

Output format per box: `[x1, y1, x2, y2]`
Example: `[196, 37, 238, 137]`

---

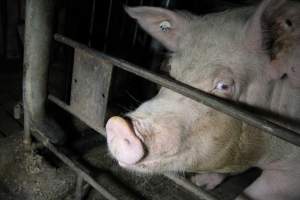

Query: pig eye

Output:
[216, 82, 230, 91]
[213, 80, 235, 97]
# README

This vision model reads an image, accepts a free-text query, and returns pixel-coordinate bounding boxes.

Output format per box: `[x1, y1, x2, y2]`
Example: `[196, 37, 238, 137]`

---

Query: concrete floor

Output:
[0, 60, 77, 200]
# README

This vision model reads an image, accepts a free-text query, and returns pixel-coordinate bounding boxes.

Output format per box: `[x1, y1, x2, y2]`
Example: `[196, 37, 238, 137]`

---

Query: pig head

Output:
[106, 1, 300, 198]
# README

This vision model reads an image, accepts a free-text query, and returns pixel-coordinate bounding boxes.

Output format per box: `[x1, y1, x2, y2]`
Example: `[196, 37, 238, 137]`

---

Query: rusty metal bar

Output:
[47, 95, 219, 200]
[54, 34, 300, 147]
[31, 127, 119, 200]
[23, 0, 55, 145]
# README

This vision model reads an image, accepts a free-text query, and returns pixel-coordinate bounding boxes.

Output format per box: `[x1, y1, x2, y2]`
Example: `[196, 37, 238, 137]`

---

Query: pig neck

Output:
[249, 78, 300, 170]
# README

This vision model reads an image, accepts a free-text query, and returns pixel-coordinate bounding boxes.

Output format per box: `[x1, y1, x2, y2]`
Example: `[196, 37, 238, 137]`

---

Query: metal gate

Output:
[23, 0, 300, 200]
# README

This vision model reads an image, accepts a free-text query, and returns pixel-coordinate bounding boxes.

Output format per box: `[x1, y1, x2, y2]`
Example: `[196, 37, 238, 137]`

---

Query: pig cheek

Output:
[190, 110, 242, 161]
[146, 126, 184, 159]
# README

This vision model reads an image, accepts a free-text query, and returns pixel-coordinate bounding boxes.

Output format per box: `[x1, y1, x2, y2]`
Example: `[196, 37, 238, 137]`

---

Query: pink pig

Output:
[106, 0, 300, 199]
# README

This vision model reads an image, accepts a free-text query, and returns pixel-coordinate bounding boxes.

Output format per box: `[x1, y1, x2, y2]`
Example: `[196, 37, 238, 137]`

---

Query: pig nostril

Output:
[124, 138, 131, 145]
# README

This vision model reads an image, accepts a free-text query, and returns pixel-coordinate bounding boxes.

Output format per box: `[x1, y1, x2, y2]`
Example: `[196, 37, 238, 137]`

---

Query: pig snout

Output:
[106, 116, 145, 166]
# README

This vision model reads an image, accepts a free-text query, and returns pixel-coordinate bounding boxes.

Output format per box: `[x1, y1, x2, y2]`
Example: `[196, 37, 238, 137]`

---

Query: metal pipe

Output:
[103, 0, 113, 52]
[31, 127, 119, 200]
[54, 34, 300, 147]
[88, 0, 96, 47]
[165, 174, 218, 200]
[23, 0, 55, 145]
[75, 176, 84, 200]
[164, 0, 171, 7]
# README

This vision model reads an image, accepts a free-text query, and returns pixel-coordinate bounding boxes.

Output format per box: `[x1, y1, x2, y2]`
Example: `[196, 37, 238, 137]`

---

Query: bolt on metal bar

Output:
[54, 34, 300, 147]
[48, 95, 219, 200]
[31, 127, 119, 200]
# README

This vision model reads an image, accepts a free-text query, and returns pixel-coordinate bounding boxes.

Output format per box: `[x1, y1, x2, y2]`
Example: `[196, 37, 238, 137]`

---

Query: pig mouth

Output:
[117, 154, 181, 173]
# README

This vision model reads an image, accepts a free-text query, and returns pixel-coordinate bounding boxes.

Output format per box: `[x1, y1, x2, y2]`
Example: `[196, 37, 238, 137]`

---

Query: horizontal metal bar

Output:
[48, 95, 106, 135]
[165, 174, 218, 200]
[54, 34, 300, 147]
[31, 126, 119, 200]
[48, 95, 219, 200]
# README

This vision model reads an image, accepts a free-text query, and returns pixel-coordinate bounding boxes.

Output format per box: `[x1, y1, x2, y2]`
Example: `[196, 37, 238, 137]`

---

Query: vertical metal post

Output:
[23, 0, 55, 145]
[88, 0, 96, 47]
[75, 176, 84, 200]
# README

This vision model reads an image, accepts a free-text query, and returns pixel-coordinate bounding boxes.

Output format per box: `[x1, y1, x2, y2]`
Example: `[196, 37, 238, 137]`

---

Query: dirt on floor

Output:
[0, 133, 76, 200]
[0, 131, 260, 200]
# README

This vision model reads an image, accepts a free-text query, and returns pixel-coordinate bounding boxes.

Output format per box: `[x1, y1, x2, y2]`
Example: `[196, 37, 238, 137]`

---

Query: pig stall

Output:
[0, 0, 299, 199]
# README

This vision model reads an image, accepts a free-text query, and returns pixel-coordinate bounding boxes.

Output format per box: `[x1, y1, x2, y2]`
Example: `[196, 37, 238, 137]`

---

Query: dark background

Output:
[0, 0, 255, 63]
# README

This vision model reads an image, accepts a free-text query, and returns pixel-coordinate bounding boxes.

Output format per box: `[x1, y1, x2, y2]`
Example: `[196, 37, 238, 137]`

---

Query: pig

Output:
[105, 0, 300, 199]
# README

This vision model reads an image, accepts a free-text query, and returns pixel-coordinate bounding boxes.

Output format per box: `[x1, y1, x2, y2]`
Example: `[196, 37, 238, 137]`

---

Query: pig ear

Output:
[125, 6, 190, 51]
[245, 0, 286, 50]
[246, 0, 300, 86]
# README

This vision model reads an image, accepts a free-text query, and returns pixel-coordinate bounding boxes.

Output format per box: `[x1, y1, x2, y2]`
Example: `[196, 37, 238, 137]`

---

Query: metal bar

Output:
[23, 0, 55, 145]
[31, 127, 119, 200]
[164, 0, 171, 7]
[48, 95, 106, 135]
[54, 34, 300, 147]
[48, 95, 218, 200]
[103, 0, 113, 52]
[75, 176, 84, 200]
[88, 0, 96, 47]
[165, 174, 218, 200]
